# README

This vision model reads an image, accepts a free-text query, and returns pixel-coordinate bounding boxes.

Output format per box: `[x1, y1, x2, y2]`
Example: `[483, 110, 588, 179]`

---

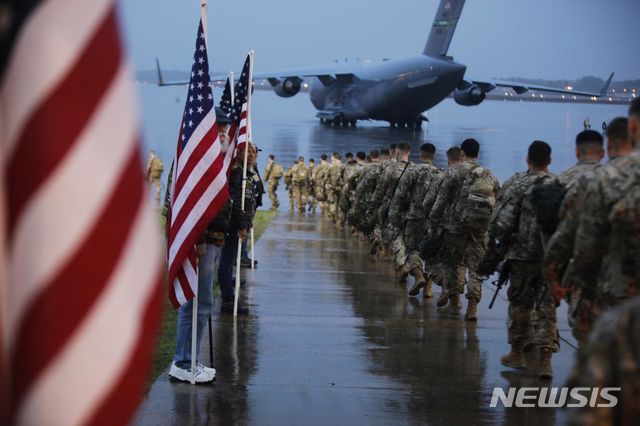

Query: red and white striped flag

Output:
[0, 1, 162, 425]
[223, 54, 252, 177]
[166, 18, 229, 309]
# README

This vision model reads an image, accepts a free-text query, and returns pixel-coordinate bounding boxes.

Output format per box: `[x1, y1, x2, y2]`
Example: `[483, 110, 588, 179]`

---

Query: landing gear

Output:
[349, 119, 357, 127]
[333, 116, 343, 126]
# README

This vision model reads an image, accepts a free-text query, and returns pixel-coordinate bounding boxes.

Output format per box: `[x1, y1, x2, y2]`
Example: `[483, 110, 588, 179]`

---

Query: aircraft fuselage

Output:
[309, 55, 466, 123]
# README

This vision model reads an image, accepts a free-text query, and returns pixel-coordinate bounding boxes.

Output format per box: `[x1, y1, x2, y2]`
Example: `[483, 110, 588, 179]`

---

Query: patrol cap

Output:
[215, 107, 233, 125]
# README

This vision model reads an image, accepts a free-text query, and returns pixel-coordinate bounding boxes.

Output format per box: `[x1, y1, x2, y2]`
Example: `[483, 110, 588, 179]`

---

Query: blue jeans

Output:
[242, 236, 248, 259]
[218, 225, 241, 301]
[174, 244, 221, 369]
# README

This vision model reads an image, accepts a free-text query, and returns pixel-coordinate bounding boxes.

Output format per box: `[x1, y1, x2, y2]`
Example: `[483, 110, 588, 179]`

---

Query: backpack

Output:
[456, 167, 497, 231]
[272, 164, 284, 180]
[150, 157, 164, 178]
[608, 169, 640, 284]
[296, 166, 309, 182]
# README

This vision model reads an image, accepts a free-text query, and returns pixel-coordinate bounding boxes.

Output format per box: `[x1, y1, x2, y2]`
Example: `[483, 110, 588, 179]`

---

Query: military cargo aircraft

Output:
[157, 0, 613, 128]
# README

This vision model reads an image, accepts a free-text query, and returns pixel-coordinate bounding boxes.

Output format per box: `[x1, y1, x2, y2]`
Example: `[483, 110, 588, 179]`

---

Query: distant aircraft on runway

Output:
[157, 0, 613, 129]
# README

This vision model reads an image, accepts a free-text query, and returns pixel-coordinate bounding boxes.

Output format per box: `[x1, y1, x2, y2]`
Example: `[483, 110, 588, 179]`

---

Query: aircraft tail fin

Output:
[423, 0, 466, 57]
[599, 72, 614, 96]
[156, 58, 165, 86]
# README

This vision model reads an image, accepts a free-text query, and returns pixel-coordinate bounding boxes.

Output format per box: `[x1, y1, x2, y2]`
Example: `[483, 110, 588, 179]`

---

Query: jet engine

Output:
[453, 82, 486, 106]
[272, 77, 303, 98]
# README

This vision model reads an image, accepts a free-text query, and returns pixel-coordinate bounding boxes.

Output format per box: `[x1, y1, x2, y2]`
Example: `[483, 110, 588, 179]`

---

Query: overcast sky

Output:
[118, 0, 640, 81]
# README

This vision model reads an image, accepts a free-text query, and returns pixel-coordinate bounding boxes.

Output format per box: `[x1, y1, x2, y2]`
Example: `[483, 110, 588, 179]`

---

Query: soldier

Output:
[313, 155, 330, 217]
[572, 97, 640, 319]
[486, 141, 556, 379]
[293, 156, 310, 214]
[370, 142, 413, 279]
[307, 158, 317, 213]
[356, 148, 389, 244]
[423, 147, 465, 299]
[389, 143, 441, 297]
[145, 150, 164, 206]
[264, 154, 284, 210]
[548, 129, 604, 189]
[544, 125, 629, 344]
[430, 139, 500, 320]
[565, 297, 640, 426]
[327, 153, 344, 224]
[284, 160, 298, 212]
[340, 152, 365, 230]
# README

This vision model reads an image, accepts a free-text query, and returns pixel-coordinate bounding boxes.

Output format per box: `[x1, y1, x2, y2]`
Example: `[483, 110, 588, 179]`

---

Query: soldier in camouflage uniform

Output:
[573, 98, 640, 319]
[264, 155, 284, 210]
[338, 153, 359, 229]
[313, 155, 330, 218]
[566, 297, 640, 426]
[347, 151, 372, 229]
[544, 129, 623, 344]
[284, 160, 297, 211]
[486, 141, 556, 379]
[357, 148, 390, 245]
[307, 158, 317, 213]
[326, 153, 344, 224]
[423, 147, 465, 299]
[430, 139, 500, 320]
[370, 142, 413, 279]
[342, 152, 366, 230]
[293, 156, 310, 214]
[389, 143, 441, 297]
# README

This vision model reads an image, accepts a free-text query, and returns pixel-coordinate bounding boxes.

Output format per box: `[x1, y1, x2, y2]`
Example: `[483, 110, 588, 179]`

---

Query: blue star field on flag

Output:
[229, 55, 251, 126]
[219, 77, 232, 114]
[181, 20, 214, 149]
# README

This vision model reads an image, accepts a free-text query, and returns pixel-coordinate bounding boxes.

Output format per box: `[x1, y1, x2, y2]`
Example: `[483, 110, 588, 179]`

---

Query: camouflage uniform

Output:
[430, 160, 500, 302]
[292, 163, 310, 212]
[488, 170, 558, 349]
[312, 162, 330, 215]
[370, 160, 412, 256]
[566, 297, 640, 426]
[573, 146, 640, 310]
[307, 163, 317, 211]
[389, 161, 441, 272]
[264, 162, 284, 209]
[327, 162, 345, 220]
[543, 163, 602, 343]
[339, 160, 361, 227]
[355, 160, 387, 236]
[284, 166, 295, 210]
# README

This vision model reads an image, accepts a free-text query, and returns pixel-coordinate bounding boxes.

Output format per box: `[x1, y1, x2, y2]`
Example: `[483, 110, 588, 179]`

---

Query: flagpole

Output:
[234, 50, 254, 316]
[229, 72, 235, 104]
[188, 0, 209, 385]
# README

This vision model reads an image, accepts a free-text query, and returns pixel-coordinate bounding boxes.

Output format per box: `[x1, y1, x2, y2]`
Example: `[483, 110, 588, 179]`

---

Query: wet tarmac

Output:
[132, 211, 578, 426]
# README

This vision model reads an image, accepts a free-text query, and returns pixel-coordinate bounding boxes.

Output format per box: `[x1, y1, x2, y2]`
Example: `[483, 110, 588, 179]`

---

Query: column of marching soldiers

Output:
[261, 99, 640, 384]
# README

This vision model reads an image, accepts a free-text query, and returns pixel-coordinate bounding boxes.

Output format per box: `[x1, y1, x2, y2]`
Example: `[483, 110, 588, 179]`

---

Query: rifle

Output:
[488, 258, 511, 309]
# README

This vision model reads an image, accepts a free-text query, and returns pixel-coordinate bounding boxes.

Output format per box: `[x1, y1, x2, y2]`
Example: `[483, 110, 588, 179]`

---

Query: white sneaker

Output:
[197, 362, 216, 377]
[169, 361, 215, 383]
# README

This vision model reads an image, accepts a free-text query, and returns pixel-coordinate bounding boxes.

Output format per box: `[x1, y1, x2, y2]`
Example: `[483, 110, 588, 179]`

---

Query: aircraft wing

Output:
[468, 72, 614, 98]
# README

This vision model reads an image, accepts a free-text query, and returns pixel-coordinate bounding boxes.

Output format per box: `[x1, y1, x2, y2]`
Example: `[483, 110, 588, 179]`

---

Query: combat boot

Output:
[423, 279, 434, 298]
[436, 291, 448, 307]
[331, 211, 337, 224]
[443, 293, 461, 315]
[500, 343, 525, 369]
[538, 347, 553, 379]
[398, 264, 409, 283]
[408, 268, 427, 296]
[465, 298, 478, 321]
[312, 206, 316, 214]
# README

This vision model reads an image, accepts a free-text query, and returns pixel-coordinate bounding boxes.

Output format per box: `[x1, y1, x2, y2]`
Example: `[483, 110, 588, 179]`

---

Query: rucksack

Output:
[296, 166, 309, 181]
[608, 169, 640, 284]
[456, 167, 497, 231]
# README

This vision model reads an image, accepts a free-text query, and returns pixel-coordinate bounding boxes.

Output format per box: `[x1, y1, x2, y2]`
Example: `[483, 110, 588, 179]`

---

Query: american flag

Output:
[166, 19, 229, 308]
[0, 1, 162, 425]
[223, 54, 252, 176]
[219, 75, 233, 115]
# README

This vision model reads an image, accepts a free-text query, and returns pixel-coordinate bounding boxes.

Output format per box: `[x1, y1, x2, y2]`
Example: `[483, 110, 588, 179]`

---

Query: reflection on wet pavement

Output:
[132, 212, 577, 425]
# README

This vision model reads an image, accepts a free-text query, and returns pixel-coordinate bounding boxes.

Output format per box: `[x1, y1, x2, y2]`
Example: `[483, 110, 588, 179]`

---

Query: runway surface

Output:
[132, 211, 577, 425]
